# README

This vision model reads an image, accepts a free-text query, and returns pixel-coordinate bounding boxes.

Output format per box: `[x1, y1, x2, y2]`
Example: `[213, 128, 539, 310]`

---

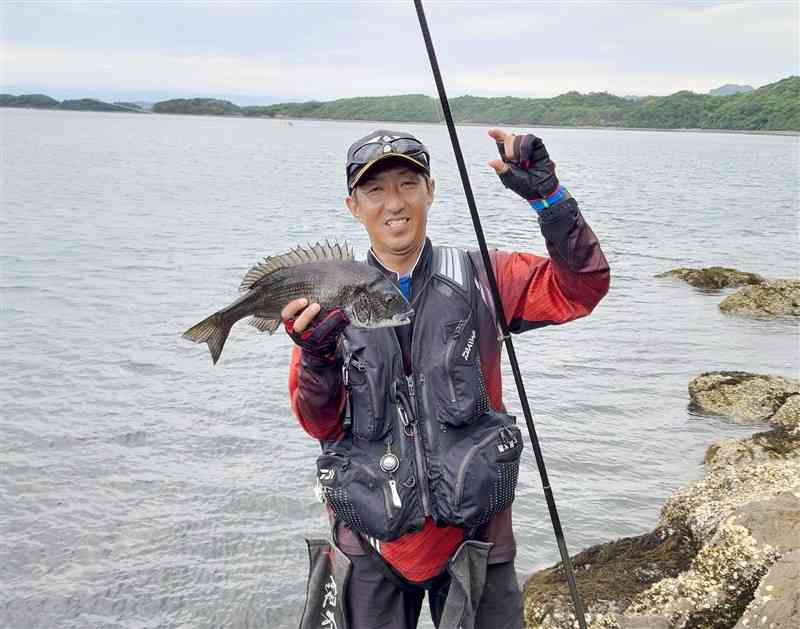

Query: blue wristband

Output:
[529, 186, 568, 212]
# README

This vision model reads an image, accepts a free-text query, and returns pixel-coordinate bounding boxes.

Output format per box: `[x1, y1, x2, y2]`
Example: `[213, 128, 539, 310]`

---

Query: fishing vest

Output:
[316, 246, 524, 541]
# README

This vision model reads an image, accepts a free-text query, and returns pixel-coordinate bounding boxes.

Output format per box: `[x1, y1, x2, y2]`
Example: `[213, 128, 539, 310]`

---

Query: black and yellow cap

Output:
[346, 130, 430, 193]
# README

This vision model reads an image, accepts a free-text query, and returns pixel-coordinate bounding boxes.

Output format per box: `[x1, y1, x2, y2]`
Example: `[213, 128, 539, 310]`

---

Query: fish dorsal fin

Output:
[239, 240, 354, 292]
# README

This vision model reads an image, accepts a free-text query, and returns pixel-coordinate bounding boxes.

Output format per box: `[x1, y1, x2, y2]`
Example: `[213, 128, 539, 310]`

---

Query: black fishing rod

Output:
[412, 1, 588, 627]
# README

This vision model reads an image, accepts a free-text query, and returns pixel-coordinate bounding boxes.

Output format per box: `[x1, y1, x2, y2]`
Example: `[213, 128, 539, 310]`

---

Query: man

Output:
[283, 128, 609, 628]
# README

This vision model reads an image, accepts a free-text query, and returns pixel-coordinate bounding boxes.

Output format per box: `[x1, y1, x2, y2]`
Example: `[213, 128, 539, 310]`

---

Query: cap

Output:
[346, 129, 430, 193]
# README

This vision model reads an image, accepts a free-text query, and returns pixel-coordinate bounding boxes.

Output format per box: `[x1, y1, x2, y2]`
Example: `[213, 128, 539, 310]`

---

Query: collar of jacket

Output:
[366, 238, 434, 291]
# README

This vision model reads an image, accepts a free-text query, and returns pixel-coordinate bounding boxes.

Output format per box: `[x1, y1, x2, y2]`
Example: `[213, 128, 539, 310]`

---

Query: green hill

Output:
[0, 93, 61, 108]
[152, 98, 241, 116]
[0, 94, 143, 113]
[61, 99, 134, 112]
[2, 77, 797, 130]
[114, 101, 145, 111]
[248, 77, 799, 131]
[709, 84, 753, 96]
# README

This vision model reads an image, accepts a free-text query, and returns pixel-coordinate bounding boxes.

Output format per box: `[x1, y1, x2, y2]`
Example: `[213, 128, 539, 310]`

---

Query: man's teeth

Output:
[387, 218, 408, 225]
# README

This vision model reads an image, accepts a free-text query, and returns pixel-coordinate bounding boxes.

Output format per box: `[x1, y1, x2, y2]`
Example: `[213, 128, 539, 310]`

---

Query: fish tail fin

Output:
[182, 313, 233, 365]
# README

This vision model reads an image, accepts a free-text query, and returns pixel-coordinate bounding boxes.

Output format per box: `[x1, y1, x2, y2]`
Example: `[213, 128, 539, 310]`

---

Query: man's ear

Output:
[427, 177, 436, 206]
[346, 194, 361, 221]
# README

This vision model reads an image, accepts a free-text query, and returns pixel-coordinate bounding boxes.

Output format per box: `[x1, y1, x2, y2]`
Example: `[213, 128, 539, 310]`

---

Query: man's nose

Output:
[384, 187, 405, 212]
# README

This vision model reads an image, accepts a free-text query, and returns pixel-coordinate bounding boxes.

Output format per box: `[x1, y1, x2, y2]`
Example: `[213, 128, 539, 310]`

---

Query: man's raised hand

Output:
[486, 128, 560, 204]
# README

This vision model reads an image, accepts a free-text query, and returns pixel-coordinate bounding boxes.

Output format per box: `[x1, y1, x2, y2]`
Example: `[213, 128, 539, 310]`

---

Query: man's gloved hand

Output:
[487, 128, 566, 210]
[281, 298, 350, 362]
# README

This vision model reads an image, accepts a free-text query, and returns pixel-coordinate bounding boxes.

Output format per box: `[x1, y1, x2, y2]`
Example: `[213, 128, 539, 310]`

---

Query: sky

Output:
[1, 1, 798, 104]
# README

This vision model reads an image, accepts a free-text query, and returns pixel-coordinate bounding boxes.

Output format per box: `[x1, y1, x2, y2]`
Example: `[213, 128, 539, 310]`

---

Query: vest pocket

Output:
[344, 346, 392, 441]
[432, 316, 488, 427]
[431, 414, 523, 529]
[316, 450, 423, 541]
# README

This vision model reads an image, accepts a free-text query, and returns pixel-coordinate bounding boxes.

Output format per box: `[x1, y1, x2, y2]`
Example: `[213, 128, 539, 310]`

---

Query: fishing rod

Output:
[412, 1, 589, 627]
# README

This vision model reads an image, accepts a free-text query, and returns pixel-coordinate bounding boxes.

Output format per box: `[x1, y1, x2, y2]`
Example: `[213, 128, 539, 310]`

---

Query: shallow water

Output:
[1, 109, 798, 628]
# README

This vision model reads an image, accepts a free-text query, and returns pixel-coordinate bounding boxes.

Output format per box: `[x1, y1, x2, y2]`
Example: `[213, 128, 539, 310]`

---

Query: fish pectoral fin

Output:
[248, 316, 281, 335]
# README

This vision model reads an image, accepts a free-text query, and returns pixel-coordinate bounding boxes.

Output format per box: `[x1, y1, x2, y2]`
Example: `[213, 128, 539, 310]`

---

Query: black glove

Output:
[284, 308, 349, 362]
[495, 134, 560, 203]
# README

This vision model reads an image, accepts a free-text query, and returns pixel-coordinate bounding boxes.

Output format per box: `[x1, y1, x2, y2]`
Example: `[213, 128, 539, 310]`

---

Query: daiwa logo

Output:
[319, 468, 335, 482]
[461, 329, 476, 361]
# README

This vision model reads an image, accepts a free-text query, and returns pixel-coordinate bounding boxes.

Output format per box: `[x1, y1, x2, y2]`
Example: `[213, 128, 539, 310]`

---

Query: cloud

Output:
[1, 1, 797, 101]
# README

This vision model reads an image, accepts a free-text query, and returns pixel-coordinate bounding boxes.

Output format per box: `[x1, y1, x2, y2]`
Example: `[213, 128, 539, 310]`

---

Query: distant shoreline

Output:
[3, 106, 798, 138]
[3, 77, 799, 134]
[271, 115, 800, 137]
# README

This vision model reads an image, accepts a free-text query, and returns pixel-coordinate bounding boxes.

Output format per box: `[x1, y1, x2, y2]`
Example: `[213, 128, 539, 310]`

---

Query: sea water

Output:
[1, 109, 798, 628]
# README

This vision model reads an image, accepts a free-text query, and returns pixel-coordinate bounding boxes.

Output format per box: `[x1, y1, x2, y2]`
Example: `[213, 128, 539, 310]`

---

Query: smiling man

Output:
[283, 129, 610, 629]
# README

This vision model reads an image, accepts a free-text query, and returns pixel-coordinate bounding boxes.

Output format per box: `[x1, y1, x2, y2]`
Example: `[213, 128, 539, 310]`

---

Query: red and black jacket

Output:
[288, 197, 609, 581]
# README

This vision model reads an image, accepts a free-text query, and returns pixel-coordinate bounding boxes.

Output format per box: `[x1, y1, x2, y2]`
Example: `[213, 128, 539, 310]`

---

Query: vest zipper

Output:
[444, 319, 468, 403]
[406, 374, 432, 516]
[444, 340, 458, 403]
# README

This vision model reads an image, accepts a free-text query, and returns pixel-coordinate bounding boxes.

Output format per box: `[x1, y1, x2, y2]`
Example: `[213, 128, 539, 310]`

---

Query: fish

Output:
[182, 241, 413, 364]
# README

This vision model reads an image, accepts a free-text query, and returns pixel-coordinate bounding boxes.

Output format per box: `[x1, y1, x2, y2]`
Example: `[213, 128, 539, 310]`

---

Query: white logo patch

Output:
[461, 329, 476, 361]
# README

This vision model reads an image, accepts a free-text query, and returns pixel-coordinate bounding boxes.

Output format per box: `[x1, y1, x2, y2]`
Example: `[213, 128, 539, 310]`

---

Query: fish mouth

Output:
[391, 309, 414, 326]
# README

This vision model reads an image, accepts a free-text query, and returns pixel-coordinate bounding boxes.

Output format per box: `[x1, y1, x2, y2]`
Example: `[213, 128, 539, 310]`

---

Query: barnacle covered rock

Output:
[704, 429, 800, 472]
[688, 371, 799, 425]
[625, 520, 780, 627]
[660, 457, 800, 543]
[718, 279, 800, 318]
[522, 527, 695, 628]
[655, 267, 764, 289]
[734, 549, 800, 629]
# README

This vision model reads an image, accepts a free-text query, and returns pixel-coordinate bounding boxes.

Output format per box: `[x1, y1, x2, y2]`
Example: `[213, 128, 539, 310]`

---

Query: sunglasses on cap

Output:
[346, 131, 430, 192]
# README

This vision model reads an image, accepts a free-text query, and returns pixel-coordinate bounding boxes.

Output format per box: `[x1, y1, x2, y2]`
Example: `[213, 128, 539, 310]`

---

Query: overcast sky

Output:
[2, 1, 798, 103]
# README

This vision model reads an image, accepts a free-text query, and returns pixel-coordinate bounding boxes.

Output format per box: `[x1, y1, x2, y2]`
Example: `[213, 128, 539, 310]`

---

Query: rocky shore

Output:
[655, 266, 799, 318]
[523, 372, 799, 629]
[655, 267, 764, 290]
[718, 281, 800, 318]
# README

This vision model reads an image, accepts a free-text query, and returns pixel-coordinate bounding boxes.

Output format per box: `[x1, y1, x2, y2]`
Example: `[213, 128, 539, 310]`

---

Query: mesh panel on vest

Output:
[476, 368, 491, 418]
[482, 462, 519, 526]
[326, 487, 368, 535]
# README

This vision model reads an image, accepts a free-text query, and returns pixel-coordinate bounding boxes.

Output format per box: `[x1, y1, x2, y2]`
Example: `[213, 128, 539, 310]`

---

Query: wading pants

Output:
[344, 545, 524, 629]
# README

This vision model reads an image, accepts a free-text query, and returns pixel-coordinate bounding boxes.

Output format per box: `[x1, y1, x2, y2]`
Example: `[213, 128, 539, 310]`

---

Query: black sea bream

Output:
[183, 242, 412, 364]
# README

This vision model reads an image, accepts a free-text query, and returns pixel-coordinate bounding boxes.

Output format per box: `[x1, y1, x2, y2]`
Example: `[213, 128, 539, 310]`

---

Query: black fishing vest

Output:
[316, 246, 523, 541]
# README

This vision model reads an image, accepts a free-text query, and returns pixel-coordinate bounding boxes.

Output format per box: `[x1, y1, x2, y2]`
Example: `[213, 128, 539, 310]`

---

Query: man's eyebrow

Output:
[358, 167, 421, 190]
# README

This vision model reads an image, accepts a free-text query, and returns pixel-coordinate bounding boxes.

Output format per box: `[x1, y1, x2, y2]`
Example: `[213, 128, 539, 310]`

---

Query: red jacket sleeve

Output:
[491, 198, 609, 332]
[288, 346, 346, 441]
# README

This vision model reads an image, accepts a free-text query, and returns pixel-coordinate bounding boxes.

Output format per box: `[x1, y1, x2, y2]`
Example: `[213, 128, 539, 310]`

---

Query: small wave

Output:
[113, 430, 148, 447]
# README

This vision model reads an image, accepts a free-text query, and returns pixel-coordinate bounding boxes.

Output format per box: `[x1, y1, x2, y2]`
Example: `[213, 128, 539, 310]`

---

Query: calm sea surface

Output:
[1, 109, 798, 629]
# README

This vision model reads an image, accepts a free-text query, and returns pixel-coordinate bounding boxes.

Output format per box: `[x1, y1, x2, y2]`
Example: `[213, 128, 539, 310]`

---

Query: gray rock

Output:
[772, 394, 800, 435]
[733, 492, 800, 554]
[704, 429, 800, 472]
[522, 528, 697, 628]
[719, 279, 800, 318]
[655, 267, 764, 289]
[688, 371, 799, 424]
[617, 615, 671, 629]
[524, 375, 800, 629]
[734, 550, 800, 629]
[626, 519, 780, 628]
